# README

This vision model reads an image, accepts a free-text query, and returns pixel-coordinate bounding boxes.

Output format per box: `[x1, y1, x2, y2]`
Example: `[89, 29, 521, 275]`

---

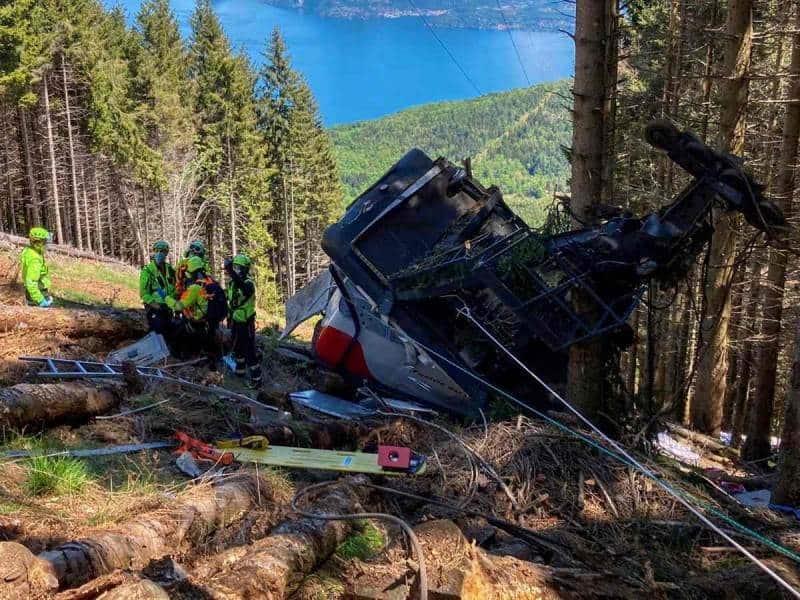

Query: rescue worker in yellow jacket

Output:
[20, 227, 53, 307]
[139, 240, 176, 335]
[224, 254, 261, 387]
[166, 256, 224, 365]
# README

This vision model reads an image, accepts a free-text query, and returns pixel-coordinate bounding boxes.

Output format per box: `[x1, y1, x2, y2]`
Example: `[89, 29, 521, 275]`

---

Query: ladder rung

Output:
[75, 362, 87, 373]
[46, 359, 57, 373]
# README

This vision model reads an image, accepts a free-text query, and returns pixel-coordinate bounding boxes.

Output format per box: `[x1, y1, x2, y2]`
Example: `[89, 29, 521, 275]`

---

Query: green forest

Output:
[331, 81, 571, 225]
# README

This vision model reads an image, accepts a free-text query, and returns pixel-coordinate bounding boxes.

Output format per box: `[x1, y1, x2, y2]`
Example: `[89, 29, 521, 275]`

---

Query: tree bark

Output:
[194, 482, 363, 599]
[0, 382, 120, 429]
[62, 54, 83, 251]
[691, 0, 752, 435]
[42, 74, 65, 244]
[773, 319, 800, 505]
[567, 0, 618, 426]
[17, 106, 41, 226]
[33, 475, 265, 590]
[742, 8, 800, 462]
[0, 306, 145, 341]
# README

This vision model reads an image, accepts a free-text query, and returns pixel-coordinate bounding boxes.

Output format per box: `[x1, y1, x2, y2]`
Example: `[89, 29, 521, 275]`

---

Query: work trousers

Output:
[231, 316, 262, 384]
[145, 305, 173, 336]
[173, 317, 222, 367]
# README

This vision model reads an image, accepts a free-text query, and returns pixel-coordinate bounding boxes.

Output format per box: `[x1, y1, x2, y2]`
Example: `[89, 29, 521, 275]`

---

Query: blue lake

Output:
[111, 0, 575, 125]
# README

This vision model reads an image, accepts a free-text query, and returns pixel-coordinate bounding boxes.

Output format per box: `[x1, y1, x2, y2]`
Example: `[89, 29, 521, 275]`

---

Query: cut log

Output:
[194, 482, 365, 599]
[0, 541, 58, 599]
[97, 579, 169, 600]
[0, 382, 121, 429]
[25, 475, 270, 591]
[0, 306, 145, 342]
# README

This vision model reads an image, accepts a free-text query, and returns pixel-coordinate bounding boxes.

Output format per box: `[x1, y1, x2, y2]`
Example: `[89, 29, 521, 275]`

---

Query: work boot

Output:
[247, 364, 263, 389]
[235, 356, 247, 377]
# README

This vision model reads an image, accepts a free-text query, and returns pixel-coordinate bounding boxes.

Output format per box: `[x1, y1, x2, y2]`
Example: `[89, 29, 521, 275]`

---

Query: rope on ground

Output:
[291, 480, 428, 600]
[407, 315, 800, 598]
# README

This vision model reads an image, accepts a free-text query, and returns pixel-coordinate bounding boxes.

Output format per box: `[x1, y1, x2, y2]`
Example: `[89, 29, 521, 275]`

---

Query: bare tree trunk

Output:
[42, 74, 65, 244]
[691, 0, 752, 436]
[742, 8, 800, 461]
[0, 109, 18, 234]
[18, 107, 41, 226]
[94, 163, 104, 255]
[774, 319, 800, 505]
[80, 163, 92, 252]
[567, 0, 618, 426]
[61, 54, 83, 250]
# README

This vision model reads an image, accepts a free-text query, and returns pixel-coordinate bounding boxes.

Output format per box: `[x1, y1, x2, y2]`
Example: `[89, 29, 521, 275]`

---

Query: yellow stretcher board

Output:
[226, 445, 426, 476]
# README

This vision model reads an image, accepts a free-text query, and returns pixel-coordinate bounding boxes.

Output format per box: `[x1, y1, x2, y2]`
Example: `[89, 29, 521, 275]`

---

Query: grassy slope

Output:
[0, 246, 140, 309]
[331, 81, 571, 226]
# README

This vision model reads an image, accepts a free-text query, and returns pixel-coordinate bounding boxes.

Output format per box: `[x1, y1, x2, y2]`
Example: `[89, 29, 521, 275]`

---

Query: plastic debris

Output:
[655, 431, 701, 465]
[106, 331, 170, 366]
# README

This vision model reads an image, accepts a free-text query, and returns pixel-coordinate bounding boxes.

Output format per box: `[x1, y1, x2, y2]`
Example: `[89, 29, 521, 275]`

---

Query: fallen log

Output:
[0, 232, 130, 267]
[193, 481, 365, 599]
[0, 542, 58, 599]
[0, 306, 145, 343]
[97, 579, 169, 600]
[0, 382, 121, 429]
[15, 475, 270, 592]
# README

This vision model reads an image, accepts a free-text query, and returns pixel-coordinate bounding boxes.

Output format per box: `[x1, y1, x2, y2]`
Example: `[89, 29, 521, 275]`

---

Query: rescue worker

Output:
[139, 240, 176, 335]
[176, 239, 211, 296]
[224, 254, 262, 387]
[166, 256, 223, 365]
[20, 227, 52, 307]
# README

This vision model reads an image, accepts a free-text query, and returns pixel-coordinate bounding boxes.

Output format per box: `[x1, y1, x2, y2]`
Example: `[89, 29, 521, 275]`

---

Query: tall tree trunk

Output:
[0, 110, 18, 234]
[42, 74, 65, 244]
[18, 107, 41, 226]
[742, 10, 800, 461]
[773, 319, 800, 505]
[691, 0, 752, 435]
[567, 0, 618, 427]
[94, 163, 104, 255]
[80, 163, 92, 252]
[61, 54, 83, 250]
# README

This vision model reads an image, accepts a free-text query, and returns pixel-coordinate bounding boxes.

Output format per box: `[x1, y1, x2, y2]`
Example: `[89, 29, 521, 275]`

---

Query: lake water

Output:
[112, 0, 575, 125]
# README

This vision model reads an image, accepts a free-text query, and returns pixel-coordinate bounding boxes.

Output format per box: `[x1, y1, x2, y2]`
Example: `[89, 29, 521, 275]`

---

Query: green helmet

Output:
[152, 240, 170, 253]
[187, 240, 205, 256]
[232, 254, 251, 268]
[185, 255, 205, 274]
[29, 227, 50, 242]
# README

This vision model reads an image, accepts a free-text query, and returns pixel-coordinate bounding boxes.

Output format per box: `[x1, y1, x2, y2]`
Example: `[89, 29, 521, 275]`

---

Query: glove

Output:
[38, 298, 52, 308]
[156, 289, 167, 299]
[165, 296, 178, 310]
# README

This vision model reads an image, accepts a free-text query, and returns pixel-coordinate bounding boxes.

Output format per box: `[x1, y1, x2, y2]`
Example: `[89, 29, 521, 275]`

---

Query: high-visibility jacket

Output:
[20, 245, 51, 304]
[175, 256, 211, 296]
[139, 261, 176, 306]
[168, 282, 207, 322]
[226, 277, 256, 323]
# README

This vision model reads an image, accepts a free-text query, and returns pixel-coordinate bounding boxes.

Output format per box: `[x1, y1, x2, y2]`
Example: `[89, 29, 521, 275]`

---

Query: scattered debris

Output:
[106, 332, 170, 366]
[2, 441, 172, 459]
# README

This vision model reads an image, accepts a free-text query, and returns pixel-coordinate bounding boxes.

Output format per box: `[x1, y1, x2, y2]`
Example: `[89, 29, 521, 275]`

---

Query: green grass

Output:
[336, 521, 385, 560]
[53, 259, 138, 292]
[25, 455, 93, 496]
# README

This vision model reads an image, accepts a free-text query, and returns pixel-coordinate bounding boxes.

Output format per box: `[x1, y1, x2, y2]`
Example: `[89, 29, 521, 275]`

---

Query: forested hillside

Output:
[0, 0, 341, 307]
[264, 0, 569, 31]
[332, 81, 570, 224]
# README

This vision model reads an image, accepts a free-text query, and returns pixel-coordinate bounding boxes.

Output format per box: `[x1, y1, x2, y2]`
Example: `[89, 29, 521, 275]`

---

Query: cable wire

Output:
[292, 480, 428, 600]
[403, 320, 800, 597]
[494, 0, 531, 86]
[407, 0, 482, 96]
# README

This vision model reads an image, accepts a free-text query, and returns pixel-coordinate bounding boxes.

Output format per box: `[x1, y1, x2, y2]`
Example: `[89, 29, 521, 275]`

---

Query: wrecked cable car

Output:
[283, 122, 788, 417]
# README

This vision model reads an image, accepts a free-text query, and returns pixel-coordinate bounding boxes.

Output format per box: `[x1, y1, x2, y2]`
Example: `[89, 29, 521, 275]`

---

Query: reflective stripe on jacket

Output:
[20, 246, 50, 304]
